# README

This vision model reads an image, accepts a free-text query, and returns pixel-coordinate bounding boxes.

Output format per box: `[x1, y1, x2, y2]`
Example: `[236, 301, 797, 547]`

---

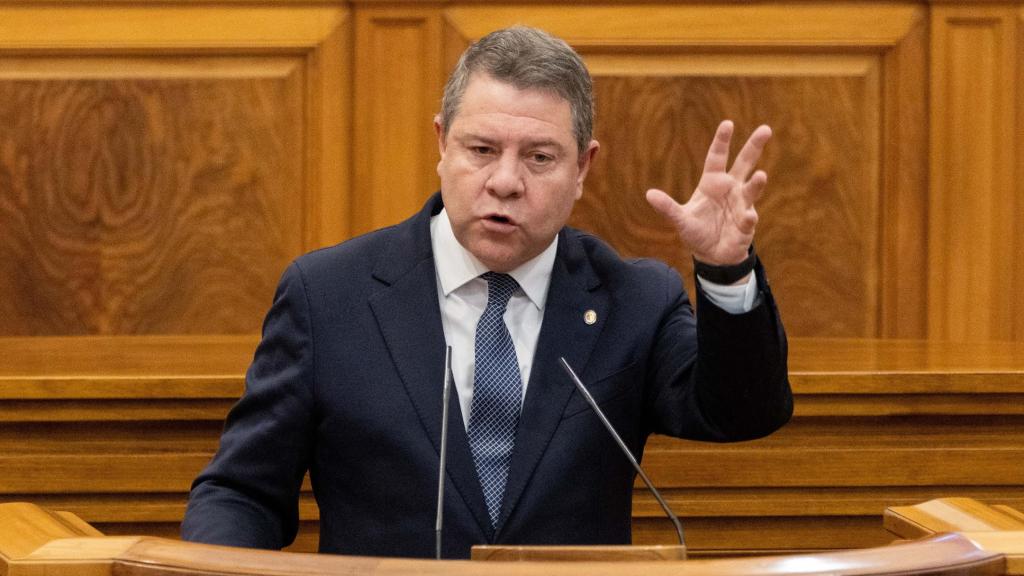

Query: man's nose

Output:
[485, 153, 525, 197]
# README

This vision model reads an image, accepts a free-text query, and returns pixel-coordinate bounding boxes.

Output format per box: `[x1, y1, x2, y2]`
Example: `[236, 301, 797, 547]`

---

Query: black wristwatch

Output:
[693, 245, 757, 285]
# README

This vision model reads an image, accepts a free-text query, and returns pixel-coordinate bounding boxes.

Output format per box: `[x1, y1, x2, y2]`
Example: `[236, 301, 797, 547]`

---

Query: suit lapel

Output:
[368, 194, 494, 540]
[496, 230, 609, 534]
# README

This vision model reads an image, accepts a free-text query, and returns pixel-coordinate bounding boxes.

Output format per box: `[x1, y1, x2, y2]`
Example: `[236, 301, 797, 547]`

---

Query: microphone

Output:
[435, 346, 454, 559]
[558, 357, 686, 547]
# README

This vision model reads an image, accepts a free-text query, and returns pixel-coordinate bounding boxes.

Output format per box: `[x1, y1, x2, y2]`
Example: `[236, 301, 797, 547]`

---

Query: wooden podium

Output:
[2, 499, 1023, 576]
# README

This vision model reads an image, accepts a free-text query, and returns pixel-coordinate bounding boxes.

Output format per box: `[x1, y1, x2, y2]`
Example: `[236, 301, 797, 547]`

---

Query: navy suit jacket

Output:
[182, 193, 792, 558]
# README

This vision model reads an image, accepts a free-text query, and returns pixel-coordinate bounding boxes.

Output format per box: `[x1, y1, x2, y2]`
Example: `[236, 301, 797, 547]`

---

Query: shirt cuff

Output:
[697, 272, 759, 314]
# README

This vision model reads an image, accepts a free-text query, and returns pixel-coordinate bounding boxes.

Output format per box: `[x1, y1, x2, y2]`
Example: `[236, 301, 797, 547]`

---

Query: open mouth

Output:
[481, 213, 517, 232]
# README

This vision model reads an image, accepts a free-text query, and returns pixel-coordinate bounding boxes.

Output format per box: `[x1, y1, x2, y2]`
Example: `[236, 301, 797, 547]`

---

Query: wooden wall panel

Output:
[443, 4, 924, 48]
[928, 5, 1019, 341]
[0, 3, 349, 338]
[1019, 6, 1024, 343]
[0, 59, 306, 335]
[352, 8, 443, 235]
[880, 17, 929, 338]
[0, 5, 345, 49]
[304, 17, 351, 251]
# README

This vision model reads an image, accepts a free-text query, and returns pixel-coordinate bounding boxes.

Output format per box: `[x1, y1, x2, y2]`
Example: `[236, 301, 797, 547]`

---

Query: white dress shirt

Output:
[429, 208, 757, 429]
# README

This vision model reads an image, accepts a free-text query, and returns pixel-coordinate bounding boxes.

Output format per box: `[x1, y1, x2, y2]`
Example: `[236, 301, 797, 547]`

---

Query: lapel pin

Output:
[584, 310, 597, 325]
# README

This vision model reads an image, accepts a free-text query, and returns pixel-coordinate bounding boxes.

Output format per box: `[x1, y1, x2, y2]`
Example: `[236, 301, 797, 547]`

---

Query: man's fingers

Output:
[702, 120, 734, 175]
[728, 189, 759, 235]
[743, 170, 768, 204]
[646, 188, 684, 226]
[728, 124, 772, 181]
[725, 171, 766, 235]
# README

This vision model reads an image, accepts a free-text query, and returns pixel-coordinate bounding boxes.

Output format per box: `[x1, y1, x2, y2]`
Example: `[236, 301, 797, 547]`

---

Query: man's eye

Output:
[531, 154, 553, 164]
[471, 146, 494, 155]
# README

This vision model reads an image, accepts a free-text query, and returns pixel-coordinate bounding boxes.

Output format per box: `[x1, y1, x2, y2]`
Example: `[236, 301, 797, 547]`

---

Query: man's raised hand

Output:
[646, 120, 772, 267]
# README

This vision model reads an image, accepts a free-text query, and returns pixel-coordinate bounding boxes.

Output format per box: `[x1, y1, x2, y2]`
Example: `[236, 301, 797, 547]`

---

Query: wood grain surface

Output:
[353, 8, 443, 235]
[928, 5, 1021, 342]
[0, 70, 305, 336]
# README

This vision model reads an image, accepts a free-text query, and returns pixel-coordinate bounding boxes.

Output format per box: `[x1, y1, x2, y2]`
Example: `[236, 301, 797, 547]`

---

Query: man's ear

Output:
[434, 115, 447, 155]
[574, 139, 600, 199]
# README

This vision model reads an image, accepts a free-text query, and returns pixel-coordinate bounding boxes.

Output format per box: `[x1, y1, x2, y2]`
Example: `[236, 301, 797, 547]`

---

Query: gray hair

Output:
[439, 26, 594, 156]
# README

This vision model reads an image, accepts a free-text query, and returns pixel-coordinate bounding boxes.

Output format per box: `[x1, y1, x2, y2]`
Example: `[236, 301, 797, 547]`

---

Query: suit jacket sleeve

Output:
[645, 260, 792, 442]
[181, 262, 317, 548]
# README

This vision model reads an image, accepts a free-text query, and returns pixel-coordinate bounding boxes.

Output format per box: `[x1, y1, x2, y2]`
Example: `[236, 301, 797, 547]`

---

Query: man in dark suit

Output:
[181, 26, 792, 558]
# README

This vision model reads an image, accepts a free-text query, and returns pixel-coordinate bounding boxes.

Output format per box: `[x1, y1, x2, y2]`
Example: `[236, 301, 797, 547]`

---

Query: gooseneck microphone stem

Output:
[435, 346, 454, 559]
[558, 357, 686, 547]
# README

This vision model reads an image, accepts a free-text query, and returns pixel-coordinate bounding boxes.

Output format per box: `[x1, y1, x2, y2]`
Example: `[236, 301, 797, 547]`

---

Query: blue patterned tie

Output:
[468, 272, 523, 528]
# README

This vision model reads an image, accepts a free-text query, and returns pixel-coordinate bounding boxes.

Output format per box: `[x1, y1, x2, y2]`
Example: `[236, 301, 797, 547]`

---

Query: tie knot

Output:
[482, 272, 519, 309]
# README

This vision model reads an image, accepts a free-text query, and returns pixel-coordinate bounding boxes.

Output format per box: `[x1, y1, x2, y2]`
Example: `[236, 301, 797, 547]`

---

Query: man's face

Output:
[436, 73, 599, 273]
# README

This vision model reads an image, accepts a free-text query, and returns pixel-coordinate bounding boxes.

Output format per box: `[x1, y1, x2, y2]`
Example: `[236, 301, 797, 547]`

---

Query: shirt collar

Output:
[430, 208, 557, 311]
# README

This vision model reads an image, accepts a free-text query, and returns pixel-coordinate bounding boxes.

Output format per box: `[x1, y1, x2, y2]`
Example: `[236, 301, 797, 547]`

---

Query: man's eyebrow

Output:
[454, 132, 567, 152]
[522, 138, 565, 151]
[455, 131, 495, 142]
